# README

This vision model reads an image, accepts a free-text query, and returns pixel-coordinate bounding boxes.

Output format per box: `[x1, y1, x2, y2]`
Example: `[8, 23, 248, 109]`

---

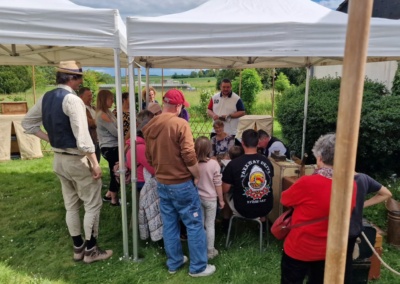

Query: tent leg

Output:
[114, 49, 129, 260]
[301, 66, 311, 158]
[128, 56, 140, 262]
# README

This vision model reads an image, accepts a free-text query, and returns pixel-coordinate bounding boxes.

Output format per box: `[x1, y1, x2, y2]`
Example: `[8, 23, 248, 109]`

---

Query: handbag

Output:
[113, 161, 131, 185]
[271, 208, 328, 240]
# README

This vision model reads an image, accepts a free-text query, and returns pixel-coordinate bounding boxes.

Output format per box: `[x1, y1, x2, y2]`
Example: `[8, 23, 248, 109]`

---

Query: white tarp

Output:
[0, 0, 127, 67]
[126, 0, 400, 68]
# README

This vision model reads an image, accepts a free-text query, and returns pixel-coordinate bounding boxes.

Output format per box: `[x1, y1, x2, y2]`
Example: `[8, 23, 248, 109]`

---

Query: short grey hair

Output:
[312, 133, 336, 166]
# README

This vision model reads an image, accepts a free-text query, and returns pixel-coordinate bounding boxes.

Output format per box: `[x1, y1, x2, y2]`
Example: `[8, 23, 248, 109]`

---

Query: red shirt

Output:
[281, 174, 357, 261]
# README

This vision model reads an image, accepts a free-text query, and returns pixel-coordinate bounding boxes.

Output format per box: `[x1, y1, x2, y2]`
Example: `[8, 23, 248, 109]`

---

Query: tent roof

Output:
[126, 0, 400, 68]
[0, 0, 127, 67]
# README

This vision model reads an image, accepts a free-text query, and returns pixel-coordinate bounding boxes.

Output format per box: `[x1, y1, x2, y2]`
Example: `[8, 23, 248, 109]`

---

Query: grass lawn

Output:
[1, 155, 400, 283]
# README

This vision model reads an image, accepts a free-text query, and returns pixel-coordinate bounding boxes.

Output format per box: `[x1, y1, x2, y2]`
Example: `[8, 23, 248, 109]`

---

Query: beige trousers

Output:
[53, 153, 102, 240]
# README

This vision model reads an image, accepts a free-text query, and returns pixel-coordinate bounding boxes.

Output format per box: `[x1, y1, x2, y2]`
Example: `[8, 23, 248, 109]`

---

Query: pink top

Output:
[126, 137, 155, 182]
[197, 159, 222, 201]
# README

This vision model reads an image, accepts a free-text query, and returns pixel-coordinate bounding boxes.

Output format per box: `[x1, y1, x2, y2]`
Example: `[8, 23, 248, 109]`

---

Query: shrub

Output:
[276, 77, 400, 176]
[189, 89, 213, 120]
[232, 69, 263, 114]
[0, 66, 32, 94]
[275, 72, 291, 93]
[392, 62, 400, 96]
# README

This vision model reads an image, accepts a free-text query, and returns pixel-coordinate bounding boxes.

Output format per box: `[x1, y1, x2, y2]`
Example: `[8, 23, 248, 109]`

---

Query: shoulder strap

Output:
[289, 216, 329, 229]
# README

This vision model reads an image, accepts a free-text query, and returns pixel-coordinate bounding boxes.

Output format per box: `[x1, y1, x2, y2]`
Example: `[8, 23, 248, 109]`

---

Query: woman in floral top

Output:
[112, 92, 130, 140]
[211, 120, 235, 157]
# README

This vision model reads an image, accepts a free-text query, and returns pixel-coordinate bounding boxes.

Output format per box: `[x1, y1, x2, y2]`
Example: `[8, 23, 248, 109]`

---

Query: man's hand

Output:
[213, 114, 219, 120]
[91, 165, 102, 179]
[193, 177, 199, 186]
[219, 199, 225, 209]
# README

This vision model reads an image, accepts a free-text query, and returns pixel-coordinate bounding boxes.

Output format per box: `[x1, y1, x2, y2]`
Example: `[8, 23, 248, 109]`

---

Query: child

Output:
[195, 136, 224, 259]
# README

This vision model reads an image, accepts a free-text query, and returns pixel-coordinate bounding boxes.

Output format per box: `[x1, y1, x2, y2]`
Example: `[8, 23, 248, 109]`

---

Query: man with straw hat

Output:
[22, 61, 112, 264]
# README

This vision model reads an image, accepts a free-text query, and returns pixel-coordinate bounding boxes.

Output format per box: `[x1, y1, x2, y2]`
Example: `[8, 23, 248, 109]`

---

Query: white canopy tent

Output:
[126, 0, 400, 158]
[0, 0, 131, 260]
[0, 0, 127, 66]
[126, 0, 400, 69]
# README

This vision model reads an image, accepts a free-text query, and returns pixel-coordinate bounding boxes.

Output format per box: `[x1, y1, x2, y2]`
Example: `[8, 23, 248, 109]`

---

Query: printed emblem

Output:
[244, 165, 270, 200]
[214, 99, 219, 104]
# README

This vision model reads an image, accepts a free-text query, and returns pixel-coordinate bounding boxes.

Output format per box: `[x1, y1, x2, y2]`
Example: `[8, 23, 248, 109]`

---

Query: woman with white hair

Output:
[280, 133, 357, 284]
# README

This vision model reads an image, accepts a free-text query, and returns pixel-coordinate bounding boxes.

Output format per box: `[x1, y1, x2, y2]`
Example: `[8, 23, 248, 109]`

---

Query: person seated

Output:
[257, 129, 289, 158]
[222, 129, 274, 221]
[211, 120, 235, 157]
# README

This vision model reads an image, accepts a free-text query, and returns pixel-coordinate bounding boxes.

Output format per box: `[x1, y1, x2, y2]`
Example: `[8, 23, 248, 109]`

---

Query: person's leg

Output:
[53, 154, 82, 241]
[157, 182, 184, 272]
[344, 236, 358, 284]
[170, 181, 208, 274]
[281, 251, 309, 284]
[307, 260, 325, 284]
[201, 199, 217, 254]
[101, 147, 120, 204]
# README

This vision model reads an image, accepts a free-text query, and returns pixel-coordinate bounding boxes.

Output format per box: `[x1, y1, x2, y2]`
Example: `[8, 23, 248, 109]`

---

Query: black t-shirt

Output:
[222, 153, 274, 218]
[349, 173, 382, 237]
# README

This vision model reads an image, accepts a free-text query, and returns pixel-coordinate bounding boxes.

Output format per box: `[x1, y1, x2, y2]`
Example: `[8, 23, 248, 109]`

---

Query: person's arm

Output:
[364, 186, 392, 208]
[22, 96, 50, 142]
[99, 113, 119, 138]
[207, 98, 219, 120]
[222, 182, 231, 193]
[86, 109, 96, 128]
[229, 110, 246, 119]
[65, 96, 95, 153]
[137, 144, 155, 176]
[86, 152, 102, 179]
[187, 163, 200, 185]
[216, 185, 224, 209]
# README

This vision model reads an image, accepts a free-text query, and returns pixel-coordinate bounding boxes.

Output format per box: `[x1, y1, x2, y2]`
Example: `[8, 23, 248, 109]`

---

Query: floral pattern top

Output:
[211, 135, 235, 157]
[112, 109, 130, 137]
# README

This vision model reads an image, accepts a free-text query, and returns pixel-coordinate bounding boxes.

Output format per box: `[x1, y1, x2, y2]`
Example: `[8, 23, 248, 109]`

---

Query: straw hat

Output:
[56, 61, 83, 75]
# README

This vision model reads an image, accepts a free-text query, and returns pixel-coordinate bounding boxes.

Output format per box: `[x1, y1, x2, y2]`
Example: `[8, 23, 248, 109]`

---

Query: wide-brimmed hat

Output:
[147, 102, 162, 114]
[162, 89, 190, 107]
[56, 61, 83, 75]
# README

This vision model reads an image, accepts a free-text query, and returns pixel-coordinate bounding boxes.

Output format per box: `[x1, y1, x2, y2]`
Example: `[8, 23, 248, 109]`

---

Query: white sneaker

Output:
[168, 255, 188, 274]
[189, 264, 216, 277]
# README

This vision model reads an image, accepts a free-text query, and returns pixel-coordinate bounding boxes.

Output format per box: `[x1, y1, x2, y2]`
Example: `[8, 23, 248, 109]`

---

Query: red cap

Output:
[162, 89, 190, 107]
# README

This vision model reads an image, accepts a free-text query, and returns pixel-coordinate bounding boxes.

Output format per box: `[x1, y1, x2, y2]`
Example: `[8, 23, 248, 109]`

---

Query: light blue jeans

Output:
[157, 180, 207, 273]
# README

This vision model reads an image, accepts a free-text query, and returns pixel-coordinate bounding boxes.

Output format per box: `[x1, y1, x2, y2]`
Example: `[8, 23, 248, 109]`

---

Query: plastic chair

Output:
[225, 214, 269, 253]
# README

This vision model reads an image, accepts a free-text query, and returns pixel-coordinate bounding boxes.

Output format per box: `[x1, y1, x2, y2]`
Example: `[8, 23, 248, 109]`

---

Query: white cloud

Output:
[316, 0, 343, 9]
[70, 0, 208, 18]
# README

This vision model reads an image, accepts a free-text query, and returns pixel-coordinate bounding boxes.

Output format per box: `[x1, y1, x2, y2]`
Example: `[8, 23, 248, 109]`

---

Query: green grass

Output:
[1, 155, 400, 283]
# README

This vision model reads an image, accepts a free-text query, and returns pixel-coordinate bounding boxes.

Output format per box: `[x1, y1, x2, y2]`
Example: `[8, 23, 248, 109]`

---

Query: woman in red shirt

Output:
[280, 133, 357, 284]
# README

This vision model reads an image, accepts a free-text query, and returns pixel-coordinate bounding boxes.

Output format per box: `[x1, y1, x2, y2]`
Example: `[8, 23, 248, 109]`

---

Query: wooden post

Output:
[239, 70, 242, 97]
[324, 0, 374, 283]
[32, 65, 36, 104]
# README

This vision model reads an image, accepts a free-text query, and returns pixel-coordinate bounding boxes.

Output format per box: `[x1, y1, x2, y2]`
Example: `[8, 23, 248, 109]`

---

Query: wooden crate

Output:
[1, 102, 28, 114]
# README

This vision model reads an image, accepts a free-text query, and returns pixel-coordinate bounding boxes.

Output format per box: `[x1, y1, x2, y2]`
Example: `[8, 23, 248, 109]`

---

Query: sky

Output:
[69, 0, 344, 75]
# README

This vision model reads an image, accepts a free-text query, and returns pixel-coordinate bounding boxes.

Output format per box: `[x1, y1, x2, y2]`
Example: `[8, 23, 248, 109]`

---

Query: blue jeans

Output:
[157, 180, 207, 273]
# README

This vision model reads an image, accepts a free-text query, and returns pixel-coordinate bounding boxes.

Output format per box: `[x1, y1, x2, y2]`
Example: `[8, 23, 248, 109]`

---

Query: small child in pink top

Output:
[195, 136, 224, 259]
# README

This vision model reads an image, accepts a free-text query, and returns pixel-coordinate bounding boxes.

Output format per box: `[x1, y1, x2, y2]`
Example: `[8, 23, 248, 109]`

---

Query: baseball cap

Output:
[162, 89, 190, 107]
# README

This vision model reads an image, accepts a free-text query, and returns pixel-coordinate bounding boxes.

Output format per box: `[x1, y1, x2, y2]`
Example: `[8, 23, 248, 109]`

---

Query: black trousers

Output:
[281, 251, 325, 284]
[101, 146, 119, 193]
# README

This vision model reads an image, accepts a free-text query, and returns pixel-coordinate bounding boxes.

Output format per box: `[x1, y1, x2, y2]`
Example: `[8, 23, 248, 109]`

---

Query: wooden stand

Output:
[268, 159, 315, 222]
[0, 102, 28, 114]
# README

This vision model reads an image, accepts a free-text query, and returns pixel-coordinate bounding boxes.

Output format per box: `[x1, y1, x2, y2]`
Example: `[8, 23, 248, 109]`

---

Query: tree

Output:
[391, 62, 400, 96]
[0, 66, 32, 94]
[82, 70, 99, 102]
[198, 70, 204, 78]
[190, 71, 198, 78]
[276, 67, 306, 86]
[275, 72, 291, 93]
[256, 68, 273, 89]
[232, 69, 262, 114]
[215, 69, 240, 89]
[96, 72, 114, 84]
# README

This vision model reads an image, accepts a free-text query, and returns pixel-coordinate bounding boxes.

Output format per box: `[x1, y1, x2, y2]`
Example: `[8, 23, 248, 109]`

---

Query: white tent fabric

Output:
[0, 0, 127, 67]
[126, 0, 400, 68]
[0, 0, 131, 259]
